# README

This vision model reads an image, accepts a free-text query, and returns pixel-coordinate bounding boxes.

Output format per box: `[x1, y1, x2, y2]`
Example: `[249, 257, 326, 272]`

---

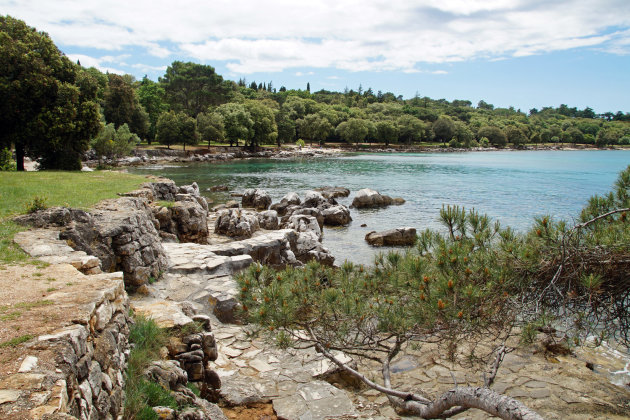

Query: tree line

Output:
[2, 15, 630, 170]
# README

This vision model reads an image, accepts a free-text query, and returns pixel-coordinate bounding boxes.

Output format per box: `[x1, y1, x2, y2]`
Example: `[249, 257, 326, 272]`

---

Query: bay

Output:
[130, 150, 630, 265]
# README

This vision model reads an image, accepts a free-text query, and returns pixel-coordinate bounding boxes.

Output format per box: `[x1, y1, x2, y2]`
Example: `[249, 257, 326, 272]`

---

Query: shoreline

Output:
[78, 143, 626, 171]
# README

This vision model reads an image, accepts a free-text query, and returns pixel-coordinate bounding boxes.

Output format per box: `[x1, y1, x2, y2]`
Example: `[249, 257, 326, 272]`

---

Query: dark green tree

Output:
[478, 126, 507, 148]
[276, 111, 296, 146]
[432, 115, 456, 143]
[161, 61, 232, 116]
[216, 103, 254, 147]
[375, 120, 399, 146]
[335, 118, 369, 144]
[103, 74, 149, 138]
[138, 76, 168, 143]
[155, 111, 180, 149]
[397, 115, 426, 144]
[196, 111, 225, 147]
[0, 16, 100, 170]
[244, 101, 278, 148]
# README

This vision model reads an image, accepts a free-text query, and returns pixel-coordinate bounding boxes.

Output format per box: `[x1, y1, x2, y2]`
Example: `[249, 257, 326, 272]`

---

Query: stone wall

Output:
[0, 267, 129, 419]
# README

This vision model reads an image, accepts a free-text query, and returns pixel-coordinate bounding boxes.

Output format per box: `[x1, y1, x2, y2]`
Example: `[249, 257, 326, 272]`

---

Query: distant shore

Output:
[21, 143, 626, 172]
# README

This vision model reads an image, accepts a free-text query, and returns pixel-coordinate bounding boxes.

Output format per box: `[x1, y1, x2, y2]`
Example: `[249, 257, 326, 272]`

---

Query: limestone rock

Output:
[241, 188, 272, 210]
[351, 188, 395, 208]
[282, 192, 302, 205]
[144, 360, 188, 390]
[214, 209, 260, 239]
[257, 210, 279, 230]
[314, 186, 350, 199]
[294, 232, 334, 266]
[365, 227, 417, 246]
[321, 205, 352, 226]
[303, 190, 328, 209]
[171, 200, 209, 243]
[210, 185, 228, 192]
[284, 214, 322, 240]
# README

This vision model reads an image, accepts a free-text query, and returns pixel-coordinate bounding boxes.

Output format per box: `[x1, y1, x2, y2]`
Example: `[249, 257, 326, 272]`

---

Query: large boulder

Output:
[284, 214, 322, 240]
[171, 200, 209, 243]
[241, 188, 272, 210]
[281, 192, 302, 205]
[351, 189, 394, 208]
[294, 232, 334, 266]
[283, 207, 324, 230]
[365, 227, 417, 246]
[214, 209, 260, 239]
[257, 210, 279, 230]
[321, 205, 352, 226]
[16, 197, 169, 289]
[303, 190, 328, 209]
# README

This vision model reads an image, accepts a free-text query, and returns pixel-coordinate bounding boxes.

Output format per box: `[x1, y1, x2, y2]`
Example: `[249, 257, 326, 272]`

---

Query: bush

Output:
[448, 138, 461, 148]
[0, 148, 15, 171]
[25, 196, 48, 214]
[296, 139, 305, 147]
[479, 137, 489, 147]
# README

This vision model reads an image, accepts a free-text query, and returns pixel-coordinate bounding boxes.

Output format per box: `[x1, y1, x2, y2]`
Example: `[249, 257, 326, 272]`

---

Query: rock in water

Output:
[365, 227, 417, 246]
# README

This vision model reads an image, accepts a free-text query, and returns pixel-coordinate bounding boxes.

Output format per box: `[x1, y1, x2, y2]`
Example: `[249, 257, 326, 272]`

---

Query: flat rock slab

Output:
[130, 299, 193, 328]
[272, 380, 357, 420]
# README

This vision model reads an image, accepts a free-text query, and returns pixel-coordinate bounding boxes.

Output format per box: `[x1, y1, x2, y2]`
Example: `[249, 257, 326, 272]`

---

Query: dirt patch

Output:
[0, 263, 93, 377]
[221, 402, 277, 420]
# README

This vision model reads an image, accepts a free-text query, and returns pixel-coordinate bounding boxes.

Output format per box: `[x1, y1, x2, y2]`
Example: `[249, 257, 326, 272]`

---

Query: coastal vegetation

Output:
[2, 15, 630, 171]
[236, 165, 630, 418]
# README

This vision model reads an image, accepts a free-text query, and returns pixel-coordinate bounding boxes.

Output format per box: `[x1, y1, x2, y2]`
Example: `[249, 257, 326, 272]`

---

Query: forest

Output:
[2, 15, 630, 171]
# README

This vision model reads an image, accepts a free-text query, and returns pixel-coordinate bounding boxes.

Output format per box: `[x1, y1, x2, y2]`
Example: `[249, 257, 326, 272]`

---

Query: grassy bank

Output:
[0, 171, 148, 263]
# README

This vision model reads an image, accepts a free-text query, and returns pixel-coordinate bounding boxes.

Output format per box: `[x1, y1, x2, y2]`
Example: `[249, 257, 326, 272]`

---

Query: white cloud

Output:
[295, 71, 315, 76]
[4, 0, 630, 73]
[431, 70, 448, 75]
[66, 54, 125, 74]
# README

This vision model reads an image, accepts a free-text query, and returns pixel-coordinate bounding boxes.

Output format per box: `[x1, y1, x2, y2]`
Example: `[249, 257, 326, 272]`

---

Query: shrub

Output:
[25, 196, 48, 214]
[296, 139, 305, 147]
[0, 148, 15, 171]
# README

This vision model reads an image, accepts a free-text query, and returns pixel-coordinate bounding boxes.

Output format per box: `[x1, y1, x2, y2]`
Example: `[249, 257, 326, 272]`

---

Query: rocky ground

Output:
[3, 178, 630, 419]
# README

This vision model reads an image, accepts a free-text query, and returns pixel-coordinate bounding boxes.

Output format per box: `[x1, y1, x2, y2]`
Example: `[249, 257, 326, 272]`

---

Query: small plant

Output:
[0, 334, 34, 348]
[296, 139, 305, 148]
[156, 200, 175, 209]
[25, 196, 48, 214]
[0, 148, 15, 171]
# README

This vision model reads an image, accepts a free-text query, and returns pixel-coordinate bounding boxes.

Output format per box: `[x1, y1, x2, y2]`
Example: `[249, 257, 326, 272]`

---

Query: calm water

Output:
[130, 150, 630, 265]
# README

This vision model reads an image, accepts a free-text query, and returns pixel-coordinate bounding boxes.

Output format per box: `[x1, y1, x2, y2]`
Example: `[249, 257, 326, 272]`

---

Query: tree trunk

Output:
[16, 143, 25, 171]
[315, 342, 542, 420]
[398, 387, 543, 420]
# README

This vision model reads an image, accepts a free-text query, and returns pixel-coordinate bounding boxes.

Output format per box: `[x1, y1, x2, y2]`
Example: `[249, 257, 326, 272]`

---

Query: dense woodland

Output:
[2, 15, 630, 170]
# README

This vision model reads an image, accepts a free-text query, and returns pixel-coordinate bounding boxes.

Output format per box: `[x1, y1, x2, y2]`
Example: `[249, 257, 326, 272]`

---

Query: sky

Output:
[3, 0, 630, 113]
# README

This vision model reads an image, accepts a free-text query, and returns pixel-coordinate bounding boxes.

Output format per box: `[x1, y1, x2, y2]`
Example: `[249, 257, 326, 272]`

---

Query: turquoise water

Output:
[131, 150, 630, 265]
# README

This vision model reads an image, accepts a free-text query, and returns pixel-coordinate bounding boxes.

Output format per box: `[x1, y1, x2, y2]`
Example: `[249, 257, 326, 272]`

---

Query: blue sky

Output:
[3, 0, 630, 113]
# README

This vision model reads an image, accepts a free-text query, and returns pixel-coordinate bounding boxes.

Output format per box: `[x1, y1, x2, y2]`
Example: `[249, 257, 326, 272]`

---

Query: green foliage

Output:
[244, 100, 278, 148]
[0, 16, 100, 170]
[478, 126, 507, 147]
[160, 61, 232, 116]
[336, 118, 369, 144]
[0, 334, 34, 348]
[432, 115, 456, 143]
[296, 139, 305, 147]
[0, 148, 15, 171]
[196, 111, 225, 146]
[25, 196, 48, 213]
[92, 123, 139, 160]
[124, 315, 168, 419]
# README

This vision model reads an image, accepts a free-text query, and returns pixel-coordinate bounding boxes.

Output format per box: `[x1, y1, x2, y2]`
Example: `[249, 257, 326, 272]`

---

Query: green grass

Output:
[0, 334, 34, 348]
[124, 315, 169, 420]
[0, 170, 147, 263]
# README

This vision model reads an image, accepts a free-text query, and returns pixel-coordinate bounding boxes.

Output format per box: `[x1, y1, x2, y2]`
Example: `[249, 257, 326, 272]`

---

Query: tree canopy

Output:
[0, 15, 100, 170]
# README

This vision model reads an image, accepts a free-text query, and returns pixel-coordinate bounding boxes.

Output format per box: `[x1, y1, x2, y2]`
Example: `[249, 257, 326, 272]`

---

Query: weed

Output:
[179, 321, 205, 337]
[0, 311, 22, 321]
[0, 334, 34, 348]
[14, 300, 53, 310]
[66, 282, 74, 286]
[25, 196, 48, 214]
[157, 200, 175, 209]
[46, 287, 57, 292]
[33, 272, 43, 277]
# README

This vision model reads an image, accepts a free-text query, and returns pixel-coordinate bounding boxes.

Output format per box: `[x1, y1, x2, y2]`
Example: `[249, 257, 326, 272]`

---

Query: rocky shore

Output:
[2, 177, 629, 419]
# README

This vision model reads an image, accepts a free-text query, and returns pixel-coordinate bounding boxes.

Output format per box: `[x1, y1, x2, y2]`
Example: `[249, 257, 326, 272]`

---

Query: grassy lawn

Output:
[0, 171, 148, 263]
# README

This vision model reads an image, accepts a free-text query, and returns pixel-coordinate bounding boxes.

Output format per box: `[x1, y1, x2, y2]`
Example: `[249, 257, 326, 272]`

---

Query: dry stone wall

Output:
[0, 268, 129, 420]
